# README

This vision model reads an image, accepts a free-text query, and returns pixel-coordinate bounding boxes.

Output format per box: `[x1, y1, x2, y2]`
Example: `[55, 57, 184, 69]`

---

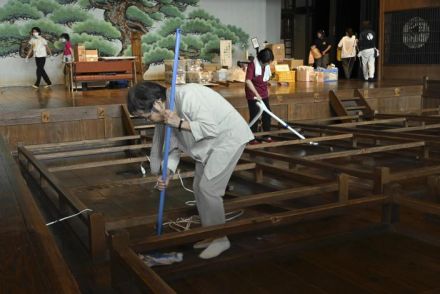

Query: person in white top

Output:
[337, 28, 357, 79]
[26, 27, 52, 89]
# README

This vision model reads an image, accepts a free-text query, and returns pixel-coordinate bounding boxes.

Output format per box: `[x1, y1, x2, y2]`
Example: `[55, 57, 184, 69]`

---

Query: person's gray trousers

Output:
[192, 144, 246, 227]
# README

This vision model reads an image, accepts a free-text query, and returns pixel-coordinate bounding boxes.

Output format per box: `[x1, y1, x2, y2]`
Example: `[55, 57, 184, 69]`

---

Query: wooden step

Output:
[346, 106, 367, 111]
[340, 97, 361, 102]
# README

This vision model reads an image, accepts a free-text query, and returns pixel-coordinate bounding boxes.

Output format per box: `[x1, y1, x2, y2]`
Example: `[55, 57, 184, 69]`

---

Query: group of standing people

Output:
[311, 21, 377, 82]
[25, 27, 73, 89]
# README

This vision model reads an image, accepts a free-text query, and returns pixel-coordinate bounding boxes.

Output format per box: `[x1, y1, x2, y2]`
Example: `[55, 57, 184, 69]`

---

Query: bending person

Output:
[127, 82, 254, 259]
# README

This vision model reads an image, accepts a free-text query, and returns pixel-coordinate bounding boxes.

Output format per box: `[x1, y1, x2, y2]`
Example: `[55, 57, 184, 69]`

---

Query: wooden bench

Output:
[72, 59, 136, 91]
[0, 136, 80, 293]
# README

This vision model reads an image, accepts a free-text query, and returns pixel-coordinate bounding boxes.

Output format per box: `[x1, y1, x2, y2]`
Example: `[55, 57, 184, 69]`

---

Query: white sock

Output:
[193, 238, 213, 249]
[199, 236, 230, 259]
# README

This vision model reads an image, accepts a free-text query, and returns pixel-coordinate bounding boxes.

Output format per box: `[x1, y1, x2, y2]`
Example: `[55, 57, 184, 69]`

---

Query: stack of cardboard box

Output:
[74, 45, 99, 62]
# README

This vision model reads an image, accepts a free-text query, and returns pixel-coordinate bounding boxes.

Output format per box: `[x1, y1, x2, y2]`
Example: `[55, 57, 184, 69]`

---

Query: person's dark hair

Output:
[346, 28, 354, 37]
[60, 33, 70, 41]
[31, 27, 41, 34]
[127, 81, 167, 114]
[257, 48, 274, 64]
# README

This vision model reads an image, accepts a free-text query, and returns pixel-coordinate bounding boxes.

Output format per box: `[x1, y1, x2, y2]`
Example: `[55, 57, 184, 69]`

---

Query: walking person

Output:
[338, 28, 357, 79]
[312, 30, 332, 68]
[127, 82, 254, 259]
[245, 48, 274, 144]
[26, 27, 52, 89]
[357, 21, 377, 82]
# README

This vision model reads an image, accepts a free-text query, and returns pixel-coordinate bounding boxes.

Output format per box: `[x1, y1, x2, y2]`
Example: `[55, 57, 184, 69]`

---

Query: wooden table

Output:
[70, 59, 137, 92]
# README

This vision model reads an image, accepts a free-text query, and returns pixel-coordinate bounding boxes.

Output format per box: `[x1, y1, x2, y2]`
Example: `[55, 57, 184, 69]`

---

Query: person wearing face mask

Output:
[127, 82, 254, 259]
[245, 48, 274, 144]
[26, 27, 52, 89]
[60, 33, 73, 63]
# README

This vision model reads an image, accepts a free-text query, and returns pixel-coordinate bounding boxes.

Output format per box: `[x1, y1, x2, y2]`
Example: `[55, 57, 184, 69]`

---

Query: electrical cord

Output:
[163, 210, 244, 232]
[142, 154, 245, 231]
[46, 208, 93, 226]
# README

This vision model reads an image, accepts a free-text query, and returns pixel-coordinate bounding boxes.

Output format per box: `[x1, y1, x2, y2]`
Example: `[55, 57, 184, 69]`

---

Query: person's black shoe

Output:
[368, 78, 375, 82]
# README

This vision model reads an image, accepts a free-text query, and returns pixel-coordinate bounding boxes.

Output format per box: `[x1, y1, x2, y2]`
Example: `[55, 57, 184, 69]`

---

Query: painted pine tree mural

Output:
[0, 0, 250, 69]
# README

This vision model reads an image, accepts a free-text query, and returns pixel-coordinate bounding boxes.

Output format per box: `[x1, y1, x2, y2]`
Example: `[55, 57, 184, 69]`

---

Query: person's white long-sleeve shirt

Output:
[338, 36, 357, 59]
[150, 84, 254, 180]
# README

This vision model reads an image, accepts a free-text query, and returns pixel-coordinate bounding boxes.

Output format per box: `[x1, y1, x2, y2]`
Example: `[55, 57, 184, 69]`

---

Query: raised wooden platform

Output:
[0, 136, 80, 293]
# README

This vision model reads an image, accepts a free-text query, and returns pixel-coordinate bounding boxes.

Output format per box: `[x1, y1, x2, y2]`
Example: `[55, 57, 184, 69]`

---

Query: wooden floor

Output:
[3, 79, 439, 293]
[168, 232, 440, 294]
[0, 79, 421, 112]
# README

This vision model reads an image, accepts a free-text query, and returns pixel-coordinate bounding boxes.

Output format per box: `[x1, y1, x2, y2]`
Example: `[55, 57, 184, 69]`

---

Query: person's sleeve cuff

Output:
[189, 120, 204, 142]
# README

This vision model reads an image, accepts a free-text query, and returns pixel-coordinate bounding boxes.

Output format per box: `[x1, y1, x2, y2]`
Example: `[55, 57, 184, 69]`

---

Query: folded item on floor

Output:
[138, 252, 183, 267]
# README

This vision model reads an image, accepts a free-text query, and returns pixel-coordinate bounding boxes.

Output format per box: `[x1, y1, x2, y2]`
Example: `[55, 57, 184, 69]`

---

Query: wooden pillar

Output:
[427, 175, 440, 201]
[255, 165, 264, 183]
[378, 0, 385, 81]
[89, 212, 107, 263]
[110, 230, 133, 293]
[131, 32, 144, 82]
[373, 166, 390, 194]
[338, 173, 349, 203]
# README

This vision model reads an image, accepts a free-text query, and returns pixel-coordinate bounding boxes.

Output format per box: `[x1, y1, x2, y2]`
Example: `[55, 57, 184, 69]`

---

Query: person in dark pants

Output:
[26, 27, 52, 89]
[338, 28, 357, 79]
[312, 30, 332, 68]
[245, 48, 274, 144]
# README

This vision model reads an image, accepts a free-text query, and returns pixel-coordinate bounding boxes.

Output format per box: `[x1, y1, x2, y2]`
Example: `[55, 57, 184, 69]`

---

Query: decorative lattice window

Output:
[384, 7, 440, 64]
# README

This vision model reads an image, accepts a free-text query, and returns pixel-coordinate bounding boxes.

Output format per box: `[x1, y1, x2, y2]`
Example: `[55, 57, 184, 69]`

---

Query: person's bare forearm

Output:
[323, 45, 332, 55]
[245, 80, 262, 99]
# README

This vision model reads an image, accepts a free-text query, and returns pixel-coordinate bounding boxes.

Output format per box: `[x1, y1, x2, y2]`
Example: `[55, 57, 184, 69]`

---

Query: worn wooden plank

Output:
[18, 146, 88, 212]
[332, 118, 406, 128]
[35, 143, 151, 160]
[73, 162, 256, 194]
[246, 133, 353, 150]
[48, 156, 148, 172]
[385, 123, 440, 133]
[0, 104, 123, 126]
[246, 149, 374, 179]
[388, 165, 440, 182]
[303, 141, 425, 161]
[131, 195, 387, 252]
[394, 195, 440, 216]
[26, 135, 141, 152]
[110, 231, 176, 294]
[105, 165, 330, 231]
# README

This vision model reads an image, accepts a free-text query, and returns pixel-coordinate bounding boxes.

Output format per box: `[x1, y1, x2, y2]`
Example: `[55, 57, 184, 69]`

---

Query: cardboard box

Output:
[203, 63, 221, 71]
[266, 43, 285, 62]
[74, 44, 86, 62]
[296, 66, 314, 82]
[275, 71, 295, 83]
[85, 49, 98, 62]
[278, 58, 303, 70]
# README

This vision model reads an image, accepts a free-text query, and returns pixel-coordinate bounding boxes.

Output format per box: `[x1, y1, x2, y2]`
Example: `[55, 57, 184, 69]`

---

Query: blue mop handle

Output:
[156, 28, 181, 235]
